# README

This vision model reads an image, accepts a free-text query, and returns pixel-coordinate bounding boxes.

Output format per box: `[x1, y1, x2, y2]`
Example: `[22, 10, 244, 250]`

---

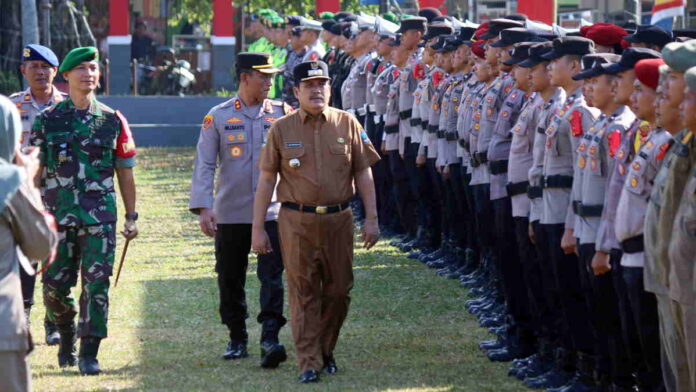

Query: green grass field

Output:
[27, 147, 528, 392]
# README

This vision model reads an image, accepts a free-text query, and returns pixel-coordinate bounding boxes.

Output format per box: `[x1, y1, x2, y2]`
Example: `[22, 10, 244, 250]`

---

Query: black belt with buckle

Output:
[446, 132, 457, 141]
[410, 118, 421, 127]
[282, 202, 350, 215]
[489, 159, 509, 175]
[621, 234, 644, 254]
[421, 121, 429, 131]
[473, 152, 488, 165]
[428, 124, 439, 134]
[399, 109, 412, 119]
[542, 175, 574, 189]
[437, 130, 445, 138]
[458, 139, 469, 149]
[506, 181, 529, 197]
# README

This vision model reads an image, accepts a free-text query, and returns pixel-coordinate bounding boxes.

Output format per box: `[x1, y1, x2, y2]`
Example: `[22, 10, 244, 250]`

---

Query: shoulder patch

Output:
[203, 114, 214, 129]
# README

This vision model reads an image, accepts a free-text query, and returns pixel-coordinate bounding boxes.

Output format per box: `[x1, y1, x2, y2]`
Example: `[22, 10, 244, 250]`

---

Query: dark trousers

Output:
[531, 220, 563, 350]
[404, 140, 429, 231]
[542, 224, 593, 355]
[19, 267, 35, 309]
[425, 158, 444, 247]
[514, 217, 544, 345]
[471, 184, 494, 256]
[215, 221, 286, 343]
[388, 150, 417, 236]
[492, 199, 533, 348]
[371, 120, 398, 232]
[447, 163, 469, 249]
[579, 244, 633, 386]
[623, 266, 666, 392]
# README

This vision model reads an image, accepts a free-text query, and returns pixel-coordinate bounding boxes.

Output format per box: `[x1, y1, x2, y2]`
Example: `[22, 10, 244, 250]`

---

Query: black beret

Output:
[418, 7, 442, 23]
[422, 24, 454, 40]
[322, 20, 337, 32]
[397, 17, 427, 33]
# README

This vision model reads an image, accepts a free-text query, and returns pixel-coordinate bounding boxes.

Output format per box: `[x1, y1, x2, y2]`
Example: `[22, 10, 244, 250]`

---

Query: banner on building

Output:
[517, 0, 557, 24]
[651, 0, 685, 24]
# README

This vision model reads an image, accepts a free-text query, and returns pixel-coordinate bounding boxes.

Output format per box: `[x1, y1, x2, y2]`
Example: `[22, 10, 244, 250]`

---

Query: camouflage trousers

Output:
[42, 223, 116, 338]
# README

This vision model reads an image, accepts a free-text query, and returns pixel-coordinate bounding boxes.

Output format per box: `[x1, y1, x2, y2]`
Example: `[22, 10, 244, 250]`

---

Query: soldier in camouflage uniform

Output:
[30, 47, 138, 376]
[10, 44, 67, 346]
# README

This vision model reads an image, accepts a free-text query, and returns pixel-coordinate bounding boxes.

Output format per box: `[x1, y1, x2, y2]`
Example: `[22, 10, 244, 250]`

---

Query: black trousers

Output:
[372, 120, 399, 233]
[425, 158, 444, 248]
[471, 184, 494, 256]
[447, 163, 469, 249]
[542, 224, 593, 355]
[492, 199, 533, 348]
[623, 266, 665, 392]
[531, 220, 564, 350]
[514, 217, 544, 346]
[20, 266, 36, 309]
[404, 140, 429, 231]
[579, 243, 633, 386]
[388, 150, 417, 236]
[215, 221, 286, 343]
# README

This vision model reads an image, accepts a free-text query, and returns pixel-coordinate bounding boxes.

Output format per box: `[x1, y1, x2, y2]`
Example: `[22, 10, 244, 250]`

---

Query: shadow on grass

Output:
[133, 254, 522, 392]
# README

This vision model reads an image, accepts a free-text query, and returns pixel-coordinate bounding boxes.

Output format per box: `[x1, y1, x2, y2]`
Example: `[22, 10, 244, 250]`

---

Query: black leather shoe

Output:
[479, 338, 507, 351]
[260, 341, 287, 368]
[487, 345, 534, 362]
[298, 369, 319, 383]
[322, 355, 338, 375]
[223, 341, 248, 360]
[78, 337, 101, 376]
[524, 368, 572, 389]
[45, 320, 60, 346]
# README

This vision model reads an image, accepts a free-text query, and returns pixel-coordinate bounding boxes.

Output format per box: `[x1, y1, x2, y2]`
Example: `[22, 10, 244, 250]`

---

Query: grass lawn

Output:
[27, 147, 529, 392]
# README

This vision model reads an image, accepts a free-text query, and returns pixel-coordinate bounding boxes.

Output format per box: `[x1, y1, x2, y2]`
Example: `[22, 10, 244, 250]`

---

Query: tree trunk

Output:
[21, 0, 40, 46]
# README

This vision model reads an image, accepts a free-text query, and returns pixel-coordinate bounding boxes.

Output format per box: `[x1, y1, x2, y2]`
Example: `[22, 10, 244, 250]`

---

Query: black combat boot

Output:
[57, 322, 77, 367]
[78, 337, 102, 375]
[45, 319, 61, 346]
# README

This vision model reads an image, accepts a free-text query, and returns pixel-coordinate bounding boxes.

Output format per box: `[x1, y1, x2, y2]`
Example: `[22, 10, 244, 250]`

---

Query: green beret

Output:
[685, 66, 696, 91]
[319, 12, 335, 20]
[59, 46, 99, 73]
[662, 40, 696, 73]
[382, 12, 398, 24]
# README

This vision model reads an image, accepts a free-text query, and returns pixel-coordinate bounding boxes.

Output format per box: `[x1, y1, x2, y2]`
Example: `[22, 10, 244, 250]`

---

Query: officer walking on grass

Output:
[189, 52, 292, 368]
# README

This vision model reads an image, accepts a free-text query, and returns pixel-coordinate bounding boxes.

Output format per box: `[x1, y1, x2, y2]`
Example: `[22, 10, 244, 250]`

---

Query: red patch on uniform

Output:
[365, 60, 373, 73]
[433, 71, 443, 87]
[413, 63, 425, 79]
[570, 110, 583, 137]
[608, 130, 621, 158]
[234, 99, 242, 110]
[115, 110, 137, 159]
[377, 64, 385, 74]
[656, 142, 671, 161]
[392, 69, 400, 80]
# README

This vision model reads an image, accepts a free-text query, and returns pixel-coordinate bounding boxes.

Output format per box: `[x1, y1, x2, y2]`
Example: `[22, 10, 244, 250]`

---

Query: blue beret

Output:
[22, 44, 59, 67]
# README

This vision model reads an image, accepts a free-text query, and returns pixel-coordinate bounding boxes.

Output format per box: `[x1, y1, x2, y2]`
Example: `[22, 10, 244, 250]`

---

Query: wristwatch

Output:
[125, 212, 139, 221]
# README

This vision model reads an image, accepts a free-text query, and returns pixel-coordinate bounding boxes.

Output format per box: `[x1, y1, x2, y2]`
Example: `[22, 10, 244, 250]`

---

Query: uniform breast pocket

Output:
[45, 132, 72, 169]
[224, 132, 249, 160]
[280, 145, 306, 168]
[86, 132, 117, 167]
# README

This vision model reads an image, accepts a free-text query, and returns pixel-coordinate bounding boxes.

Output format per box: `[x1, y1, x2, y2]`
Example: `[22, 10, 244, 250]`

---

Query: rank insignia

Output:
[230, 145, 243, 158]
[23, 94, 30, 102]
[264, 117, 277, 122]
[226, 117, 243, 124]
[202, 115, 214, 130]
[234, 99, 242, 110]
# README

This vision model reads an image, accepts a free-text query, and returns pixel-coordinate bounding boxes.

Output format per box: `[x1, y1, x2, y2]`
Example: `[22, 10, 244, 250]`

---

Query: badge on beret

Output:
[202, 115, 214, 130]
[226, 117, 243, 124]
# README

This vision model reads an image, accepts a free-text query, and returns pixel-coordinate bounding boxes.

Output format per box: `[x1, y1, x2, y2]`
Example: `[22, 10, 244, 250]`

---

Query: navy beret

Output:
[22, 44, 59, 67]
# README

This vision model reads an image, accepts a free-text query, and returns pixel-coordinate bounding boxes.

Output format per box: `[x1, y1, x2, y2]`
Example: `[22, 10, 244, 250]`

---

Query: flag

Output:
[651, 0, 685, 24]
[517, 0, 557, 24]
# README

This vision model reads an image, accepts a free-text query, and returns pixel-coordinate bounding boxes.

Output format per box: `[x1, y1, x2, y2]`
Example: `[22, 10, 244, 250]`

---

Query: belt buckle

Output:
[315, 206, 328, 214]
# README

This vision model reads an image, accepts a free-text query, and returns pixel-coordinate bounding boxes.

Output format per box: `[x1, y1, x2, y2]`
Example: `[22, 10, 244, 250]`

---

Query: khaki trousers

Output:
[278, 207, 354, 372]
[671, 301, 696, 392]
[657, 293, 690, 392]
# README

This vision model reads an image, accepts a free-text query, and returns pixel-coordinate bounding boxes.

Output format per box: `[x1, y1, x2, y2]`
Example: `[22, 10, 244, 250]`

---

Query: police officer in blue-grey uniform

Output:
[189, 52, 292, 368]
[9, 43, 67, 346]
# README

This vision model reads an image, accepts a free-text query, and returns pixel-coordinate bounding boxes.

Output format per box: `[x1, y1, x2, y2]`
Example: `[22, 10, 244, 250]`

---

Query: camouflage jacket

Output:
[30, 98, 137, 227]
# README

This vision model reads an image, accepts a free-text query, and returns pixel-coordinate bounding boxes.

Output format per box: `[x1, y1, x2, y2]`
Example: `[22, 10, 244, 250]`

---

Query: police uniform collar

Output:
[20, 86, 65, 108]
[298, 107, 328, 123]
[64, 96, 103, 116]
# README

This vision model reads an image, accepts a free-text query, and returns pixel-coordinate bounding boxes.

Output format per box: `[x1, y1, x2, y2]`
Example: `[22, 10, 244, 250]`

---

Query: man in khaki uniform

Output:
[667, 65, 696, 392]
[252, 60, 380, 383]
